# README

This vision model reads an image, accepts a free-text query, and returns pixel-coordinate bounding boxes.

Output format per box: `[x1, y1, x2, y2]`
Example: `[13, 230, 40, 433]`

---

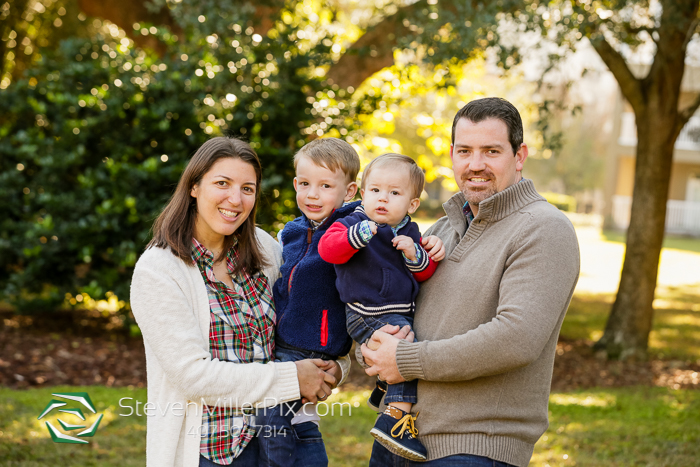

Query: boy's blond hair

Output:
[361, 153, 425, 199]
[293, 138, 361, 184]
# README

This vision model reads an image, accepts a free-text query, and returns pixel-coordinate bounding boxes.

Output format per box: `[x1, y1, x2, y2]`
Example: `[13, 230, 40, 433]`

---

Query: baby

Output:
[319, 153, 444, 461]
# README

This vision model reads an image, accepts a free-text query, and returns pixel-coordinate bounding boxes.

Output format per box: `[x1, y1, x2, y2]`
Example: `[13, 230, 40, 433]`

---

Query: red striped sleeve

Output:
[412, 256, 438, 282]
[318, 221, 359, 264]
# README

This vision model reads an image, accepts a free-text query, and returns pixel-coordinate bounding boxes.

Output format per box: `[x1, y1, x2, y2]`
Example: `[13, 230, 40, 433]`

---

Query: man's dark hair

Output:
[451, 97, 523, 155]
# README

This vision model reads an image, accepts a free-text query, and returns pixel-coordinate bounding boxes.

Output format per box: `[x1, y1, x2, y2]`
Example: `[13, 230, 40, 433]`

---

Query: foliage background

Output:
[0, 3, 368, 313]
[0, 0, 558, 315]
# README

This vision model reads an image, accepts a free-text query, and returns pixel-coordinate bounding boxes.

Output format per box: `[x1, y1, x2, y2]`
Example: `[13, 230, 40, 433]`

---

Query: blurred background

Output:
[1, 0, 699, 465]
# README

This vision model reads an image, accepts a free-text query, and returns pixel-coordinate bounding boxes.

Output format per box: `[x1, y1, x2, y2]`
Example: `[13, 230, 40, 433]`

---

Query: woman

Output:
[131, 137, 343, 466]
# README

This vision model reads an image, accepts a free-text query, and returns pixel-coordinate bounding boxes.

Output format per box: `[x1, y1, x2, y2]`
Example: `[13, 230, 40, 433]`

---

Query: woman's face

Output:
[190, 157, 257, 250]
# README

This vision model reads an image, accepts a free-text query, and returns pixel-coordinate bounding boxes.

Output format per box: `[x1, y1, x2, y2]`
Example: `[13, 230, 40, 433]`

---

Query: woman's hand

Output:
[294, 359, 336, 403]
[316, 360, 341, 390]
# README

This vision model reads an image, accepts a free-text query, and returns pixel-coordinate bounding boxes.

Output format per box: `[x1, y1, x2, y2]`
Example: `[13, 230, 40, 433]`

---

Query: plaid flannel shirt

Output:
[192, 238, 276, 465]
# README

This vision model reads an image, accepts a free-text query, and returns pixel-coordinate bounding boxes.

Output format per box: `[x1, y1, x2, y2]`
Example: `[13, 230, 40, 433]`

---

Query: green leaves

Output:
[0, 4, 357, 314]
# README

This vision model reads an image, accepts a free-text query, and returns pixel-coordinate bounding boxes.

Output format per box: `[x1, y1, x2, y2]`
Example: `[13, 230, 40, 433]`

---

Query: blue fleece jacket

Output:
[272, 201, 360, 358]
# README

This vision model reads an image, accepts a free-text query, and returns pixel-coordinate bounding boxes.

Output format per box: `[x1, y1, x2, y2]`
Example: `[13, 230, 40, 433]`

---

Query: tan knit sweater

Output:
[396, 179, 580, 466]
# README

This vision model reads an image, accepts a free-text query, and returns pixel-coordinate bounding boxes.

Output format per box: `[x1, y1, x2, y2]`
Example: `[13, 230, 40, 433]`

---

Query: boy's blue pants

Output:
[255, 346, 335, 467]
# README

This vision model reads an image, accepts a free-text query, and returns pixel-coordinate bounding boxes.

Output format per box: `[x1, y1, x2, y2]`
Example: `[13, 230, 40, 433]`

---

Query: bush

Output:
[541, 191, 577, 212]
[0, 11, 358, 313]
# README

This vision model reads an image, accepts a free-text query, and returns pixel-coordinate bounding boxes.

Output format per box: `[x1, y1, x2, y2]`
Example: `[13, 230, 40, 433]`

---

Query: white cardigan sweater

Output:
[131, 229, 300, 467]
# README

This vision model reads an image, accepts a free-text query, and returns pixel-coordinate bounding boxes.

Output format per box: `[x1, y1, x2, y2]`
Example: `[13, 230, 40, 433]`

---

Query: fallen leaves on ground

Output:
[1, 315, 697, 391]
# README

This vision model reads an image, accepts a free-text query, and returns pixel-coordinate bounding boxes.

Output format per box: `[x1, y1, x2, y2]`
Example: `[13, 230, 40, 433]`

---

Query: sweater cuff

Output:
[336, 354, 352, 387]
[396, 340, 425, 381]
[272, 361, 301, 405]
[404, 243, 429, 272]
[347, 221, 374, 249]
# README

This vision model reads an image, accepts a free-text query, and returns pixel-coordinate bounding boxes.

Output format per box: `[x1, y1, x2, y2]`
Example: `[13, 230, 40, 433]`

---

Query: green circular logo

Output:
[37, 392, 103, 444]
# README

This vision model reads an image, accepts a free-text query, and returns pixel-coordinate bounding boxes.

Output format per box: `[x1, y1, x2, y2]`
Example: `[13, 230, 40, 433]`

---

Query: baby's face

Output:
[294, 156, 356, 222]
[361, 165, 419, 227]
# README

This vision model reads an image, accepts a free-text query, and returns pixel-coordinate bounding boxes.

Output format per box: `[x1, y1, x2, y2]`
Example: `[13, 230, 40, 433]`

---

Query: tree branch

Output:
[590, 34, 644, 112]
[682, 17, 700, 51]
[326, 0, 433, 89]
[678, 92, 700, 125]
[326, 23, 404, 89]
[77, 0, 181, 55]
[76, 0, 281, 56]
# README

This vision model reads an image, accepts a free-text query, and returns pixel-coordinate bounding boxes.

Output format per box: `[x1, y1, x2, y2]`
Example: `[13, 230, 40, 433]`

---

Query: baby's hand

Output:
[368, 221, 377, 235]
[393, 235, 417, 261]
[422, 235, 445, 261]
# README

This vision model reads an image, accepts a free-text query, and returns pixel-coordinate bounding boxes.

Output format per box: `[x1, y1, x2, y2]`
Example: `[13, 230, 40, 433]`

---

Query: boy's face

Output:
[361, 165, 420, 227]
[294, 156, 357, 222]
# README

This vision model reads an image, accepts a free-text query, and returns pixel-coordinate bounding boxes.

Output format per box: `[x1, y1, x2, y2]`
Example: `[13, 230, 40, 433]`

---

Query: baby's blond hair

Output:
[361, 153, 425, 199]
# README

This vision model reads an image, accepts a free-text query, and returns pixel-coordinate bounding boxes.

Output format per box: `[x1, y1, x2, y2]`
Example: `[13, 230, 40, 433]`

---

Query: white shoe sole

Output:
[370, 428, 427, 462]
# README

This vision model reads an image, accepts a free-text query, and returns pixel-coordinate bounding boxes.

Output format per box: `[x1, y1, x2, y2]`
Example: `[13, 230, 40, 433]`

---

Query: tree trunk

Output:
[591, 0, 698, 360]
[594, 107, 680, 359]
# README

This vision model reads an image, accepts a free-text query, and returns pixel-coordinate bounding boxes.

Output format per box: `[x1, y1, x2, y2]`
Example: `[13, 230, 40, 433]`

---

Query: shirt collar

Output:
[191, 237, 237, 272]
[308, 218, 322, 231]
[462, 202, 474, 225]
[391, 215, 410, 234]
[191, 237, 212, 264]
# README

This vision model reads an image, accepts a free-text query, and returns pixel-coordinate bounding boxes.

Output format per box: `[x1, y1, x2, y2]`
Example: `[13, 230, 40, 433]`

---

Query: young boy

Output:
[318, 153, 444, 461]
[257, 138, 361, 466]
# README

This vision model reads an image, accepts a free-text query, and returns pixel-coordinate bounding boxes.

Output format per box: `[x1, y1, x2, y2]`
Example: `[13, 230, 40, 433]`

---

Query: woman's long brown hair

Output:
[148, 137, 267, 275]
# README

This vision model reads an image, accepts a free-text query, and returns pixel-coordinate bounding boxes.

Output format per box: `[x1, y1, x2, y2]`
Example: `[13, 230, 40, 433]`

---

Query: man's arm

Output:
[363, 214, 580, 383]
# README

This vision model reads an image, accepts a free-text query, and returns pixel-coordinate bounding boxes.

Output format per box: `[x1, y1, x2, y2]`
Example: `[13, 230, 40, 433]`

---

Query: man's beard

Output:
[460, 171, 497, 206]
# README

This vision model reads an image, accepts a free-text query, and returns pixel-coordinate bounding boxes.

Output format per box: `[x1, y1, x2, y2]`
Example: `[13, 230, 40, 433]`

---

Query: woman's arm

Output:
[131, 252, 299, 408]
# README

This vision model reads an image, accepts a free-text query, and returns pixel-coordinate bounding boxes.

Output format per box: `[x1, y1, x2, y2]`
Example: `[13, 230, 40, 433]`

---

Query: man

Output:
[361, 97, 580, 466]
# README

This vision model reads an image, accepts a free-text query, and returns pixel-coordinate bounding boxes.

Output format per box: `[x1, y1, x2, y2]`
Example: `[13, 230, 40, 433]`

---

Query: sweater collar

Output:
[444, 178, 544, 226]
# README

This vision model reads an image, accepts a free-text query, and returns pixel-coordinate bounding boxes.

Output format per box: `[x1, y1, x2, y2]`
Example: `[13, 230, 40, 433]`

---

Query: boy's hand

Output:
[393, 235, 416, 261]
[368, 221, 377, 235]
[422, 235, 445, 261]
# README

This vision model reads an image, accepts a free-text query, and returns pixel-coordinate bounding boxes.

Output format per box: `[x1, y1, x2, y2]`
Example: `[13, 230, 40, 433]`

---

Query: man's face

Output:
[451, 118, 527, 209]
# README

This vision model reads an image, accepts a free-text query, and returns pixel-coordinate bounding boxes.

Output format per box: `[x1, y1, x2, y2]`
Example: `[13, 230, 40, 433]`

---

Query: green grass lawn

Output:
[0, 385, 147, 466]
[2, 385, 699, 466]
[602, 230, 700, 254]
[563, 288, 700, 360]
[3, 237, 699, 465]
[3, 267, 698, 465]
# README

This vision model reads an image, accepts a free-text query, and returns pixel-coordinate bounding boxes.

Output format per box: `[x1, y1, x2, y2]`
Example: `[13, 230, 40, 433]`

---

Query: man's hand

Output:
[422, 235, 445, 261]
[393, 235, 417, 262]
[359, 324, 414, 367]
[294, 359, 336, 403]
[361, 331, 406, 384]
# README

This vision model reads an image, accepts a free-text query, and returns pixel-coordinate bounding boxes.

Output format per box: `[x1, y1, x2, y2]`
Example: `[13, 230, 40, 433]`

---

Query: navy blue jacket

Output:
[272, 201, 360, 358]
[318, 205, 434, 317]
